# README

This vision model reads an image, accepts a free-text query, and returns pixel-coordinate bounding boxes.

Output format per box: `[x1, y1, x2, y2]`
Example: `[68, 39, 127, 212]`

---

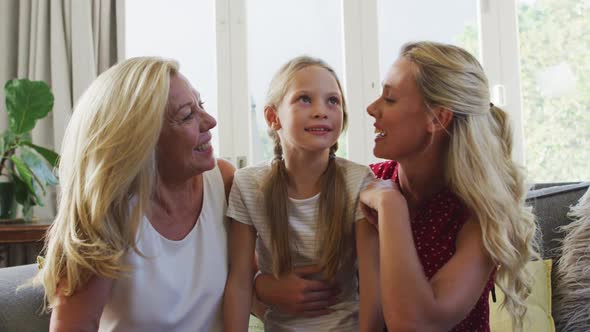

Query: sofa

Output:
[1, 182, 588, 332]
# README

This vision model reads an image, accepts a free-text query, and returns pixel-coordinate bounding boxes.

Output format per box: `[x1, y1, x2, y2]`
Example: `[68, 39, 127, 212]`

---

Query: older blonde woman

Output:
[36, 57, 234, 331]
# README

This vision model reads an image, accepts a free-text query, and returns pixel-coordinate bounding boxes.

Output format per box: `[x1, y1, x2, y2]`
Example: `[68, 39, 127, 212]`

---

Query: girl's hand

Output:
[254, 265, 341, 317]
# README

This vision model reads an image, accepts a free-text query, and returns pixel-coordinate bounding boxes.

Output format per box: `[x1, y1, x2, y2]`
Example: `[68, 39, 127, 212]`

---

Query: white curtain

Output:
[0, 0, 124, 219]
[0, 0, 124, 267]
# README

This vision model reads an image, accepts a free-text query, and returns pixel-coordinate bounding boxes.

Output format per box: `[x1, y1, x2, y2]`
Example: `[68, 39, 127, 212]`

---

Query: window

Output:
[246, 0, 347, 164]
[124, 0, 588, 181]
[376, 0, 481, 78]
[125, 0, 219, 151]
[517, 0, 590, 182]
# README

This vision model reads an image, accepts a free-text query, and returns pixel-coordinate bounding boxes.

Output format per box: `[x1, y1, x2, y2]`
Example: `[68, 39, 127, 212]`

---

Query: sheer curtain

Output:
[0, 0, 124, 266]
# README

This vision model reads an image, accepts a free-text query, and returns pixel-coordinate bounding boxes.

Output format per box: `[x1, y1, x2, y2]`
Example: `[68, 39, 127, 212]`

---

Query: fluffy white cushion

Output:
[554, 187, 590, 331]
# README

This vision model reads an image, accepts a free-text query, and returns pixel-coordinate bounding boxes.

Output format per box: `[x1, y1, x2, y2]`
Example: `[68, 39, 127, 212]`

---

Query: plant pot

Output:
[0, 181, 17, 219]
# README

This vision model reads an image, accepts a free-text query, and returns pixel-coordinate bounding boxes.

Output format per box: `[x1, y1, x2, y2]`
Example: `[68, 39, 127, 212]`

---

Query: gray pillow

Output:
[0, 264, 49, 331]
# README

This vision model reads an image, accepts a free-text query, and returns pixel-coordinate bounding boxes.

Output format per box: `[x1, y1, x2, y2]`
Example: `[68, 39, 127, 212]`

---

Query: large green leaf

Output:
[10, 155, 43, 205]
[23, 142, 59, 167]
[13, 176, 36, 220]
[5, 79, 54, 135]
[1, 131, 16, 152]
[21, 146, 58, 187]
[13, 176, 31, 204]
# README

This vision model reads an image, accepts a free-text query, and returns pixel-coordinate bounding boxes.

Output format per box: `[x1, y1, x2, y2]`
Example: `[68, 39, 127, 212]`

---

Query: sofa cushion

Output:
[489, 259, 555, 332]
[526, 182, 590, 258]
[553, 186, 590, 332]
[0, 264, 49, 332]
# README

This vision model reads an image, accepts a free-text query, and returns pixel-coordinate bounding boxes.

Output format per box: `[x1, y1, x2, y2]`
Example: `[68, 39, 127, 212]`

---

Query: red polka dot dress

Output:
[371, 161, 495, 332]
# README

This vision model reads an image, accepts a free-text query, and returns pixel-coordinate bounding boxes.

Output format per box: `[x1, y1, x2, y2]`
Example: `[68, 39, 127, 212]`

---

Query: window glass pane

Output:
[247, 0, 346, 164]
[125, 0, 219, 151]
[517, 0, 590, 182]
[376, 1, 480, 80]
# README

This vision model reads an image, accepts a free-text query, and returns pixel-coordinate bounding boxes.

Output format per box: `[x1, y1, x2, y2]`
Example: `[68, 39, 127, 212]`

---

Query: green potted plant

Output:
[0, 79, 59, 221]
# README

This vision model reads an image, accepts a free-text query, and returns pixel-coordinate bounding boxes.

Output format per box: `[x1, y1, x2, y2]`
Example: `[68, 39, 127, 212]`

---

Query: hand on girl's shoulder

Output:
[360, 179, 405, 213]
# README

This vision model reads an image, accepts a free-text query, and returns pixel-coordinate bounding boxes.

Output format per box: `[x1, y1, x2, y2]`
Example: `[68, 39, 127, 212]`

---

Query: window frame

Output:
[214, 0, 524, 167]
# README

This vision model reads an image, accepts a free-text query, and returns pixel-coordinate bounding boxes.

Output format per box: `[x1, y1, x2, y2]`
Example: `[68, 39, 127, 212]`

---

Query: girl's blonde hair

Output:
[263, 56, 351, 279]
[400, 41, 538, 328]
[35, 57, 178, 308]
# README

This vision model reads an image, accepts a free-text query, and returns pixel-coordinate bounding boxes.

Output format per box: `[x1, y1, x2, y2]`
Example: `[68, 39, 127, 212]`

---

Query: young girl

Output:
[223, 56, 373, 331]
[359, 41, 539, 331]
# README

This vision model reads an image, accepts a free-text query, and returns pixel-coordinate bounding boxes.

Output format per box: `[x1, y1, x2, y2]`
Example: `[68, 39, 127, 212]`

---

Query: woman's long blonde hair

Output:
[262, 56, 352, 279]
[35, 57, 178, 308]
[401, 41, 538, 328]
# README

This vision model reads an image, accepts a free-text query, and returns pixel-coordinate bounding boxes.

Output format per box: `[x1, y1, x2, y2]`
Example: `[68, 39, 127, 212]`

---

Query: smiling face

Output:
[266, 65, 344, 156]
[366, 57, 435, 161]
[156, 73, 217, 179]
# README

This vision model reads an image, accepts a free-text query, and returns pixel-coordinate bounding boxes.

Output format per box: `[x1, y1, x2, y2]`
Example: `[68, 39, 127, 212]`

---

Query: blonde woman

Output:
[36, 57, 234, 331]
[223, 56, 374, 331]
[359, 41, 538, 331]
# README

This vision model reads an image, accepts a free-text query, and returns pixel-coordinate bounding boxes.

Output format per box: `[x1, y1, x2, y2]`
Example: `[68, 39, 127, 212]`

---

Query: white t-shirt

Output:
[226, 157, 374, 331]
[99, 164, 228, 332]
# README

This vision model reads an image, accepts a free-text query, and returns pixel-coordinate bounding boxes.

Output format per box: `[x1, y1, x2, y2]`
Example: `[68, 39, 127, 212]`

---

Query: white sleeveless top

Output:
[99, 164, 228, 332]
